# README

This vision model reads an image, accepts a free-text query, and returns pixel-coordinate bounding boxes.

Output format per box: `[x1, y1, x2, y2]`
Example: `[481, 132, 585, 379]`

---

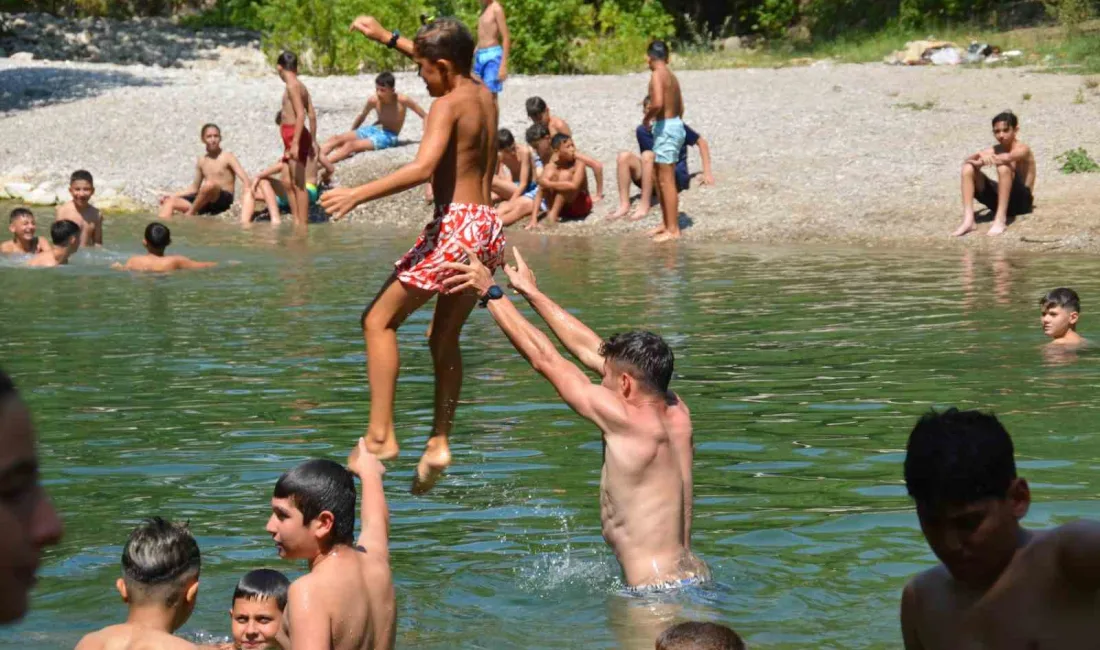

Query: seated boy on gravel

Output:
[526, 134, 592, 229]
[526, 95, 604, 200]
[159, 124, 251, 219]
[498, 125, 549, 226]
[954, 110, 1035, 237]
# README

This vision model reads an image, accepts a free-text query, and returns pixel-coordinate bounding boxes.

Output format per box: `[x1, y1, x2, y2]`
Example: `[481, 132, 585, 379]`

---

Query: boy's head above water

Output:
[904, 408, 1029, 589]
[69, 169, 94, 204]
[143, 222, 172, 253]
[991, 110, 1019, 146]
[657, 621, 745, 650]
[118, 517, 201, 629]
[50, 219, 81, 249]
[230, 568, 290, 650]
[526, 96, 548, 123]
[411, 18, 474, 97]
[9, 208, 35, 241]
[598, 331, 674, 399]
[267, 459, 356, 559]
[1040, 287, 1080, 340]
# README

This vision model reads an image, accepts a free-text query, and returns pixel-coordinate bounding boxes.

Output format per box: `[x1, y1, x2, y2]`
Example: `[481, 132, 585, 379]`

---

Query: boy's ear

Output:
[1069, 312, 1080, 325]
[116, 578, 129, 603]
[1008, 478, 1031, 519]
[311, 510, 336, 539]
[185, 580, 199, 606]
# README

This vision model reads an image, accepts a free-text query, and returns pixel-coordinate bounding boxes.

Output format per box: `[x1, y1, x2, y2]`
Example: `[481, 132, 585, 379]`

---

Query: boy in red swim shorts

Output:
[526, 133, 592, 229]
[322, 15, 505, 494]
[276, 51, 318, 226]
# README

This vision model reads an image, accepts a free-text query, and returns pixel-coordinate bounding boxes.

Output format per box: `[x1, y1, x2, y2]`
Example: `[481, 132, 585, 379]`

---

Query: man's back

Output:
[431, 80, 496, 206]
[75, 624, 198, 650]
[288, 546, 394, 650]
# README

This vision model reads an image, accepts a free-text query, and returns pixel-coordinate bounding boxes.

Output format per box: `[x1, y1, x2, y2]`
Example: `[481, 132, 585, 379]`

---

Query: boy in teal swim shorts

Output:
[474, 0, 510, 96]
[644, 40, 686, 242]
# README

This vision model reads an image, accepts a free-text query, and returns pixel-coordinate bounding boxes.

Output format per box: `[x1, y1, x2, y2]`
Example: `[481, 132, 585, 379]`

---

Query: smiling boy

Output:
[55, 169, 103, 247]
[158, 124, 251, 219]
[1, 208, 50, 255]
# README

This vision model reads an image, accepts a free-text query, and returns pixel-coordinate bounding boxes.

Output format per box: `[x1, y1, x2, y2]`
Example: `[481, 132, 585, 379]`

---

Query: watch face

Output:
[488, 285, 504, 299]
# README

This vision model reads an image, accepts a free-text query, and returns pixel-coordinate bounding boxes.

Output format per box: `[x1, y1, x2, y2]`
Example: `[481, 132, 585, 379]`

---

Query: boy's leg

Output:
[954, 162, 983, 237]
[159, 196, 191, 219]
[577, 152, 604, 201]
[187, 182, 222, 216]
[652, 163, 680, 241]
[546, 191, 569, 224]
[630, 151, 657, 221]
[330, 138, 377, 165]
[987, 164, 1014, 236]
[288, 160, 308, 225]
[413, 290, 479, 494]
[500, 196, 534, 226]
[609, 151, 641, 219]
[361, 274, 436, 459]
[259, 179, 283, 225]
[491, 176, 518, 203]
[240, 185, 257, 224]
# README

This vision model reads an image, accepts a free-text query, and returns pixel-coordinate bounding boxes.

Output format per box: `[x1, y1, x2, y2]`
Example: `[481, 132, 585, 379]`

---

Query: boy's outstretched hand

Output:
[351, 15, 385, 41]
[503, 247, 538, 296]
[348, 438, 386, 478]
[320, 186, 360, 221]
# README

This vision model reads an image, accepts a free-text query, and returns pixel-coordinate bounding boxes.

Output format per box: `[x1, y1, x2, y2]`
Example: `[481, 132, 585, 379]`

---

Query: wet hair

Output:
[0, 367, 15, 402]
[648, 40, 670, 61]
[904, 409, 1017, 509]
[551, 133, 571, 150]
[526, 96, 548, 120]
[376, 71, 396, 89]
[599, 330, 674, 394]
[9, 207, 33, 223]
[1040, 287, 1080, 313]
[232, 569, 290, 610]
[414, 17, 475, 75]
[498, 128, 515, 149]
[525, 123, 550, 145]
[273, 459, 355, 545]
[121, 517, 201, 607]
[50, 219, 81, 245]
[277, 51, 298, 72]
[657, 622, 745, 650]
[274, 111, 283, 126]
[144, 222, 171, 250]
[992, 110, 1018, 129]
[201, 123, 220, 137]
[69, 169, 93, 186]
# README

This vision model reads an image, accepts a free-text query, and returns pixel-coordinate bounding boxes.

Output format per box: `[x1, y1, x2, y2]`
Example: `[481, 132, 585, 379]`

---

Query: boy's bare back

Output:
[75, 624, 200, 650]
[649, 67, 683, 120]
[56, 202, 102, 247]
[427, 81, 497, 205]
[115, 254, 215, 273]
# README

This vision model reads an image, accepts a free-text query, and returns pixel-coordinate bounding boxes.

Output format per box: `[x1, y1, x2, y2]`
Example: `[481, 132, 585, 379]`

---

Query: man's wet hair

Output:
[0, 367, 15, 402]
[599, 330, 674, 394]
[70, 169, 94, 186]
[121, 517, 201, 607]
[647, 40, 670, 61]
[376, 71, 396, 89]
[232, 568, 290, 611]
[144, 222, 171, 250]
[9, 207, 33, 223]
[526, 96, 548, 120]
[551, 133, 571, 150]
[1040, 287, 1080, 314]
[992, 109, 1018, 129]
[904, 408, 1017, 509]
[277, 51, 298, 72]
[525, 123, 550, 145]
[50, 219, 81, 245]
[657, 622, 746, 650]
[201, 123, 220, 137]
[273, 459, 356, 545]
[414, 17, 474, 75]
[498, 128, 515, 149]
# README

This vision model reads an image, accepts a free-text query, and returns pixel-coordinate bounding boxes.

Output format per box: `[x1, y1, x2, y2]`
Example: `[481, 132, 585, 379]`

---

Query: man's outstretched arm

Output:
[352, 16, 416, 59]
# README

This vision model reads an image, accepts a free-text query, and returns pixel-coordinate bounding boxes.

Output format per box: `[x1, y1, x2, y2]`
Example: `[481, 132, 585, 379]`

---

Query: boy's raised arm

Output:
[350, 439, 390, 561]
[351, 16, 416, 59]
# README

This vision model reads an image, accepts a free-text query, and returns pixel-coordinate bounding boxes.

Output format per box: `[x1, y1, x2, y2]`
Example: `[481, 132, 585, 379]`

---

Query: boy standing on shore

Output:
[56, 169, 103, 247]
[644, 41, 685, 243]
[277, 51, 319, 226]
[954, 110, 1035, 237]
[321, 15, 505, 493]
[475, 0, 510, 96]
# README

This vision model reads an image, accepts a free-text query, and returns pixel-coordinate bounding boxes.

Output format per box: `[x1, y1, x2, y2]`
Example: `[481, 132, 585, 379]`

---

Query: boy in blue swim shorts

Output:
[318, 71, 426, 183]
[474, 0, 510, 96]
[644, 40, 686, 242]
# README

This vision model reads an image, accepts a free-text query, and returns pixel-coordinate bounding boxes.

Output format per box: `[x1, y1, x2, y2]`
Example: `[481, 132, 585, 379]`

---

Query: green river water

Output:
[1, 212, 1098, 649]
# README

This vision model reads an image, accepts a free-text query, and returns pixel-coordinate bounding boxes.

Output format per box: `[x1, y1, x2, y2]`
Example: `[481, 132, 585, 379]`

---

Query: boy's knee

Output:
[996, 164, 1013, 178]
[617, 151, 633, 164]
[641, 151, 656, 164]
[961, 163, 974, 176]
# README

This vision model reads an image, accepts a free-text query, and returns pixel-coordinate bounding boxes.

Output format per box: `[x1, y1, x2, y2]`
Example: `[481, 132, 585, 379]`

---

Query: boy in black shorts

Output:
[954, 110, 1035, 237]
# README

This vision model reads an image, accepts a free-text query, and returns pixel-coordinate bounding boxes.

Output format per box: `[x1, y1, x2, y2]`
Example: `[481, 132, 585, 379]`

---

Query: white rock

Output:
[10, 51, 34, 62]
[24, 189, 58, 205]
[5, 182, 34, 198]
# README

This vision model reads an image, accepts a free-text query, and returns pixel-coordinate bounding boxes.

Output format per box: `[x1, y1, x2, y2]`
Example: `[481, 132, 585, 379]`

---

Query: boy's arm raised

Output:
[351, 16, 416, 59]
[349, 438, 390, 561]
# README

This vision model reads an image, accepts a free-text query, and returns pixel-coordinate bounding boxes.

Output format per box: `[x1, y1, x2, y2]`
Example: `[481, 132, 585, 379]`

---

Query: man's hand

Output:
[440, 243, 494, 296]
[980, 153, 996, 167]
[348, 438, 385, 478]
[320, 186, 361, 221]
[351, 15, 385, 41]
[503, 247, 538, 296]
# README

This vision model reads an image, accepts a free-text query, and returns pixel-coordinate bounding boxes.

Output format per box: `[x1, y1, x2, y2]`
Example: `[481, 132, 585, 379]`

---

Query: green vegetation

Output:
[895, 100, 937, 110]
[1023, 92, 1032, 100]
[1056, 147, 1100, 173]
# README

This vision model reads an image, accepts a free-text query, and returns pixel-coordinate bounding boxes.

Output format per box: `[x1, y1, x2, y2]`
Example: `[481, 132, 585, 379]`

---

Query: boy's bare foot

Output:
[647, 224, 667, 236]
[628, 206, 651, 222]
[607, 203, 631, 220]
[952, 222, 977, 237]
[652, 230, 681, 243]
[363, 431, 400, 460]
[412, 437, 451, 495]
[987, 223, 1007, 236]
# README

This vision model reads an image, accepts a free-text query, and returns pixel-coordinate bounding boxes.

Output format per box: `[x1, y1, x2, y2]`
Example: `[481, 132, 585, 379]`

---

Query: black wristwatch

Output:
[386, 30, 400, 49]
[479, 285, 504, 308]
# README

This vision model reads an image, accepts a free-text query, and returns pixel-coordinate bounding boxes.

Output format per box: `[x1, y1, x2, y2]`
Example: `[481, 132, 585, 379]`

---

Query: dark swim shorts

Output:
[976, 176, 1033, 218]
[183, 190, 235, 216]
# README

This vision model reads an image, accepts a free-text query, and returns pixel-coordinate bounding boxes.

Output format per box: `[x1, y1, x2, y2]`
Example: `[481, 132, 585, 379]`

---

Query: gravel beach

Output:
[2, 16, 1099, 251]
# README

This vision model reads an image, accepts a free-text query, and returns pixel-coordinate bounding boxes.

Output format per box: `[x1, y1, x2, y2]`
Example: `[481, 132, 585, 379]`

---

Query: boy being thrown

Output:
[321, 15, 505, 493]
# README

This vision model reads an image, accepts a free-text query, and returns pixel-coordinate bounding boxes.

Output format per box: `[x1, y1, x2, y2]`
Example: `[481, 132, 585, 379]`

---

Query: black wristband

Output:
[479, 285, 504, 308]
[387, 30, 400, 49]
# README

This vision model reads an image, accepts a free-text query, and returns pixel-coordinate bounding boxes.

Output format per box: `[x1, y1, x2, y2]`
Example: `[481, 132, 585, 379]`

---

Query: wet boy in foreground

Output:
[1040, 287, 1085, 347]
[954, 110, 1035, 237]
[321, 15, 505, 493]
[266, 439, 394, 650]
[112, 222, 218, 272]
[27, 219, 81, 267]
[2, 208, 50, 255]
[56, 169, 103, 247]
[442, 247, 706, 590]
[900, 409, 1100, 649]
[229, 569, 290, 650]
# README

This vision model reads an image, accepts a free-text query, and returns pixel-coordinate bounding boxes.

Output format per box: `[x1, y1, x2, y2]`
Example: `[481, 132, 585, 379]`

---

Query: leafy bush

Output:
[1056, 148, 1100, 173]
[578, 0, 676, 73]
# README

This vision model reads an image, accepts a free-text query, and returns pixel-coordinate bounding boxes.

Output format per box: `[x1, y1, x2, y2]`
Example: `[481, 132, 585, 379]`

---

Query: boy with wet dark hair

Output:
[442, 248, 706, 590]
[266, 440, 394, 650]
[645, 40, 687, 243]
[526, 133, 592, 228]
[112, 222, 217, 272]
[1039, 287, 1084, 346]
[900, 408, 1100, 650]
[2, 208, 51, 255]
[75, 517, 203, 650]
[27, 219, 81, 267]
[55, 169, 103, 247]
[159, 124, 251, 219]
[276, 51, 319, 226]
[321, 15, 505, 494]
[229, 568, 290, 650]
[525, 95, 605, 200]
[954, 110, 1035, 237]
[656, 622, 745, 650]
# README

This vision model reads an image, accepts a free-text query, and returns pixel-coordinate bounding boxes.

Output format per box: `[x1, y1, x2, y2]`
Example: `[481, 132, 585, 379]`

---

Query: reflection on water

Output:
[3, 215, 1100, 649]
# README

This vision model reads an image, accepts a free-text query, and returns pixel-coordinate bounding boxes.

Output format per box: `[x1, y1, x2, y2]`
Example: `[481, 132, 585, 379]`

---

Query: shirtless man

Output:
[442, 247, 706, 590]
[112, 222, 217, 273]
[277, 51, 320, 226]
[267, 439, 394, 650]
[158, 124, 251, 219]
[319, 72, 427, 183]
[1, 208, 51, 255]
[644, 40, 686, 243]
[900, 408, 1100, 650]
[526, 96, 605, 200]
[474, 0, 510, 97]
[27, 219, 80, 268]
[955, 110, 1035, 237]
[55, 169, 103, 247]
[526, 134, 592, 228]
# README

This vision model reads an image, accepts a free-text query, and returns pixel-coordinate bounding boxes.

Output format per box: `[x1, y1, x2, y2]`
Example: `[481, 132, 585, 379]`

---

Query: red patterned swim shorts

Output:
[395, 203, 506, 292]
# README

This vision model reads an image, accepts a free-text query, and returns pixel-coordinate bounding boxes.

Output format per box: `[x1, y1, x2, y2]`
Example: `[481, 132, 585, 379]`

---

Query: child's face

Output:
[992, 121, 1017, 146]
[231, 597, 283, 649]
[1041, 304, 1078, 339]
[500, 144, 517, 159]
[415, 56, 447, 98]
[265, 497, 316, 560]
[554, 140, 576, 163]
[203, 128, 222, 151]
[9, 216, 35, 242]
[534, 136, 551, 156]
[377, 85, 395, 100]
[69, 180, 93, 204]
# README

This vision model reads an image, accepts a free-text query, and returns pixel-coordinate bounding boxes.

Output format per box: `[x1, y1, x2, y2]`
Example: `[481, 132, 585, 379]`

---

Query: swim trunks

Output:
[976, 174, 1034, 217]
[354, 124, 399, 150]
[560, 191, 592, 220]
[276, 183, 320, 211]
[394, 203, 506, 292]
[636, 123, 699, 191]
[622, 575, 708, 596]
[182, 189, 234, 215]
[521, 182, 548, 212]
[280, 123, 314, 162]
[652, 117, 687, 166]
[475, 45, 504, 94]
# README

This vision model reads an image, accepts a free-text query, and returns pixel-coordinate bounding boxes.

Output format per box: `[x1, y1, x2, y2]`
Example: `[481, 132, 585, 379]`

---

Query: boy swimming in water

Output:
[900, 408, 1100, 649]
[55, 169, 103, 247]
[526, 134, 592, 228]
[276, 51, 319, 226]
[27, 219, 81, 268]
[321, 15, 505, 492]
[1040, 287, 1085, 347]
[2, 208, 51, 255]
[318, 72, 427, 183]
[657, 622, 745, 650]
[158, 124, 251, 219]
[526, 96, 605, 200]
[229, 569, 290, 650]
[474, 0, 510, 96]
[266, 439, 394, 650]
[645, 40, 687, 243]
[111, 222, 217, 272]
[75, 518, 203, 650]
[954, 110, 1035, 237]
